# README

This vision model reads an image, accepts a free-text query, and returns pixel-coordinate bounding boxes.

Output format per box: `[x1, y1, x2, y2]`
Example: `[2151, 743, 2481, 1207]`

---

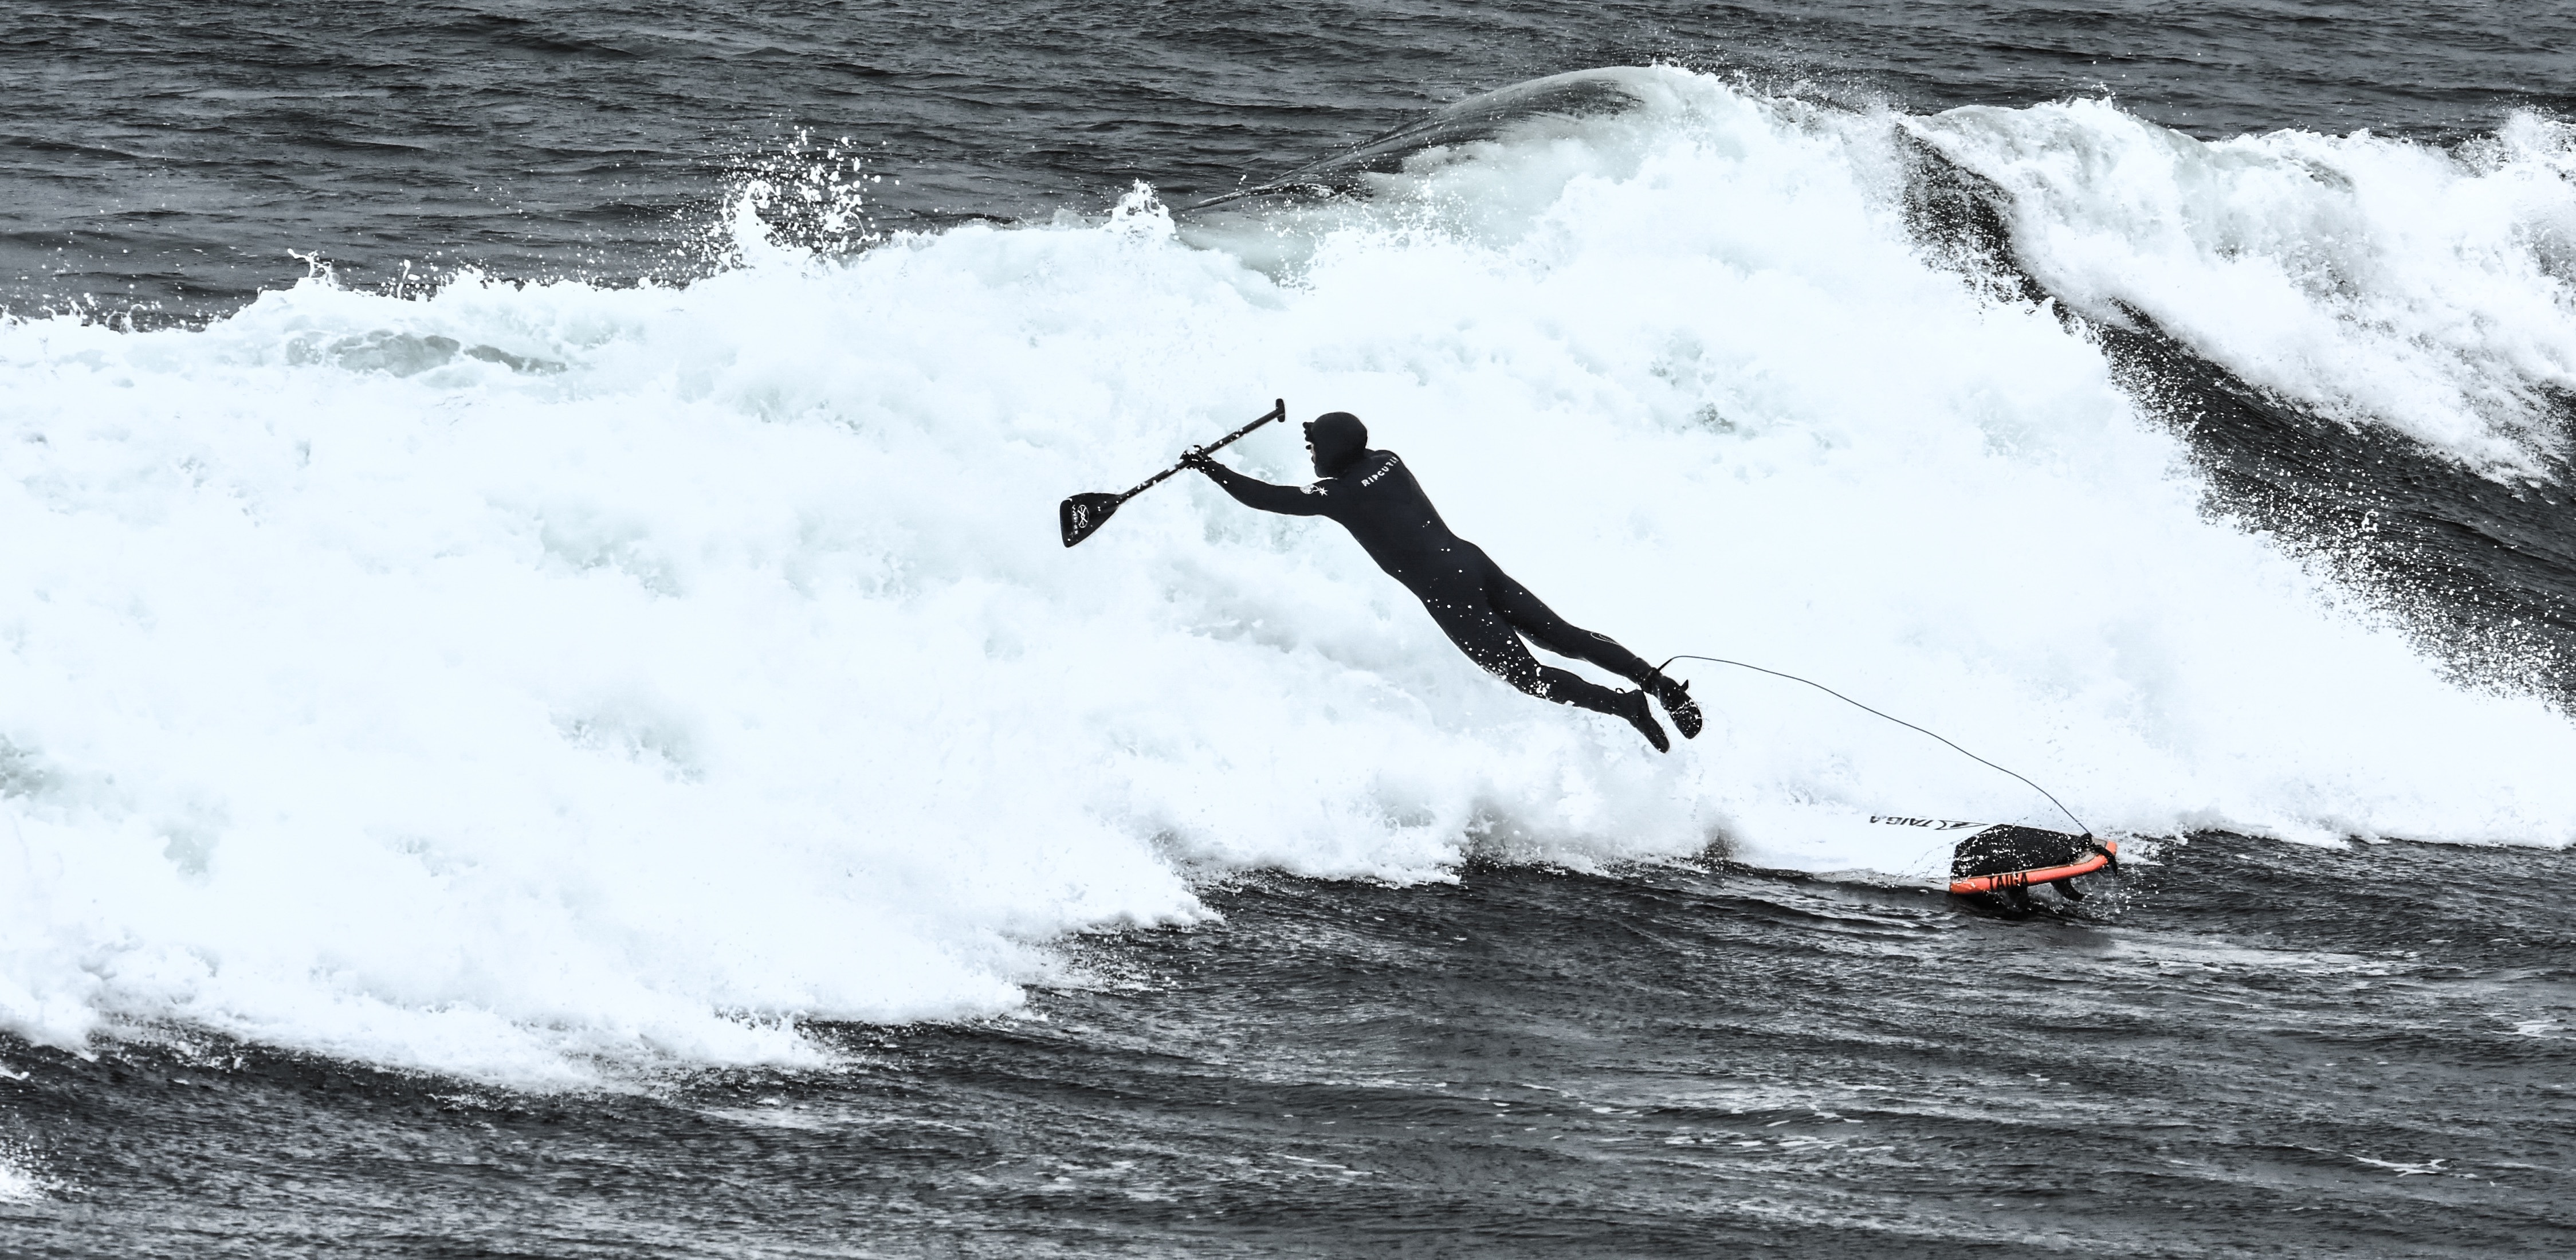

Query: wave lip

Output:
[1913, 100, 2576, 474]
[1190, 69, 1653, 211]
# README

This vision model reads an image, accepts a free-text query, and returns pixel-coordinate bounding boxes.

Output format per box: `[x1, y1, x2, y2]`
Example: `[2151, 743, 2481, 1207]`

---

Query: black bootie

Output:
[1619, 688, 1671, 753]
[1646, 671, 1703, 740]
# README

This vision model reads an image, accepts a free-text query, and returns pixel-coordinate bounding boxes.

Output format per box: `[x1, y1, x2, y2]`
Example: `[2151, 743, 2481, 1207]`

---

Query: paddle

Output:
[1059, 399, 1287, 547]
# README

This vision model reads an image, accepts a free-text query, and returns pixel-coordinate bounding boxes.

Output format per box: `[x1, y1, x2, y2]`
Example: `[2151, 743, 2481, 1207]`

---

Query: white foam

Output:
[3, 67, 2572, 1083]
[0, 1138, 46, 1202]
[1911, 100, 2576, 473]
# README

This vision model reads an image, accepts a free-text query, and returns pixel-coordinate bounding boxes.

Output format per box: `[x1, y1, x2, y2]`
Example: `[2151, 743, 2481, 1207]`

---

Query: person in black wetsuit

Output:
[1183, 411, 1702, 752]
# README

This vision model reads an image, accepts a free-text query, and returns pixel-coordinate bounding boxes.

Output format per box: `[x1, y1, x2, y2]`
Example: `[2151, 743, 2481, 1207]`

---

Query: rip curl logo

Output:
[1359, 454, 1400, 488]
[1871, 815, 1982, 829]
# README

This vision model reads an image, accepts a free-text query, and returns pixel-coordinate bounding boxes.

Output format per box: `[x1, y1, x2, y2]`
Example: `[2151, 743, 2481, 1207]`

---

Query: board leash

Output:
[1655, 654, 2095, 839]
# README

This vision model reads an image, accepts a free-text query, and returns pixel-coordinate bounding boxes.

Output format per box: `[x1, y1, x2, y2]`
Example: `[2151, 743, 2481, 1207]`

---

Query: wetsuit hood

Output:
[1305, 411, 1368, 477]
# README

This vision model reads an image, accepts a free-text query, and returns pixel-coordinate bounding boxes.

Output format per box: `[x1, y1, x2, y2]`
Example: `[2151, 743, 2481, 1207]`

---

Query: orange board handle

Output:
[1950, 839, 2119, 895]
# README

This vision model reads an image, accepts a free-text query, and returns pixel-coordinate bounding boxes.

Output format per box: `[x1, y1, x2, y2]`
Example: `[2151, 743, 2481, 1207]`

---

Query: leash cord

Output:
[1655, 653, 2094, 838]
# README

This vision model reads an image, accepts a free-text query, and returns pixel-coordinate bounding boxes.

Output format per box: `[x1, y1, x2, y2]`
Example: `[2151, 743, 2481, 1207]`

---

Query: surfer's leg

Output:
[1483, 566, 1702, 739]
[1415, 584, 1667, 751]
[1416, 586, 1560, 697]
[1481, 568, 1655, 681]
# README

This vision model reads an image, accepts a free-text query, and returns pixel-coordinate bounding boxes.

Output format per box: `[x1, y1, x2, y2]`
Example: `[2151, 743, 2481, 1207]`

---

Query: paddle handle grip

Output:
[1121, 398, 1286, 501]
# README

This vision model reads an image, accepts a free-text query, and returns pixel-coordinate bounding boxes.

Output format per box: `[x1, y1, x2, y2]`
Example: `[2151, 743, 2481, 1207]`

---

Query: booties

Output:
[1645, 670, 1703, 740]
[1619, 688, 1670, 753]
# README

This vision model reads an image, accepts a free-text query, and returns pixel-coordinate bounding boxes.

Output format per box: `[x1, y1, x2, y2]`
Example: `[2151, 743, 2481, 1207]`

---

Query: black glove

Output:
[1180, 446, 1215, 473]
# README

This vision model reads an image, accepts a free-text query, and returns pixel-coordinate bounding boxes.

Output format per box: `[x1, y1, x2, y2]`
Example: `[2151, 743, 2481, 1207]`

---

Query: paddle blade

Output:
[1060, 492, 1124, 547]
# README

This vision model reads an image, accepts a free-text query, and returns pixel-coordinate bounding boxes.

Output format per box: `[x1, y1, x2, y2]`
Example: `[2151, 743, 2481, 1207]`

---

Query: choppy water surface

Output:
[9, 838, 2575, 1255]
[7, 0, 2570, 319]
[4, 2, 2575, 1255]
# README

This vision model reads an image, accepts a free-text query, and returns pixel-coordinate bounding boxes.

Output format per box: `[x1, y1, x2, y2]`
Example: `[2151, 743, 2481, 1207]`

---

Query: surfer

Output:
[1183, 411, 1701, 752]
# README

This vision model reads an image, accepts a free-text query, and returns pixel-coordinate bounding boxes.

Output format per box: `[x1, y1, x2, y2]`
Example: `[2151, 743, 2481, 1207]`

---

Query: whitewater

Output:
[4, 68, 2573, 1085]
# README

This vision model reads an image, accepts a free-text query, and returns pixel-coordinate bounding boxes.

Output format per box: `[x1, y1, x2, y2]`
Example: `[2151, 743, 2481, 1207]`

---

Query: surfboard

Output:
[1941, 821, 2118, 896]
[1821, 813, 2119, 906]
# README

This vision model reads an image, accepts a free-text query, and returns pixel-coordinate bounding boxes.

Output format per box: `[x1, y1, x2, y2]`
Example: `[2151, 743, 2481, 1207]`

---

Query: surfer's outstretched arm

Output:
[1185, 452, 1333, 517]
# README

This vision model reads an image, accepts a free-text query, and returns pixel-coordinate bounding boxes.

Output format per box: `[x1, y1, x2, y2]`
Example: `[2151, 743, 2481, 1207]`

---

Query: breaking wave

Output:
[3, 67, 2572, 1084]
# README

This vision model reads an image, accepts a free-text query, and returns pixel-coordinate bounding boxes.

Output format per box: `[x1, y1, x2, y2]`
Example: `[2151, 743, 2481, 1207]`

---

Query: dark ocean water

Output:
[6, 2, 2576, 1256]
[8, 839, 2576, 1257]
[6, 1, 2571, 321]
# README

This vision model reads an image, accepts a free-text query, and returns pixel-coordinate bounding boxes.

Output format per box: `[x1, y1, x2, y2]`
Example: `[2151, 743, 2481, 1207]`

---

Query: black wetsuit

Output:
[1197, 449, 1652, 719]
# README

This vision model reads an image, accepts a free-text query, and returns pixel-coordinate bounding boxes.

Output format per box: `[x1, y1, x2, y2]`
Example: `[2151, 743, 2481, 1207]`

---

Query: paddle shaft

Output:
[1111, 398, 1286, 505]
